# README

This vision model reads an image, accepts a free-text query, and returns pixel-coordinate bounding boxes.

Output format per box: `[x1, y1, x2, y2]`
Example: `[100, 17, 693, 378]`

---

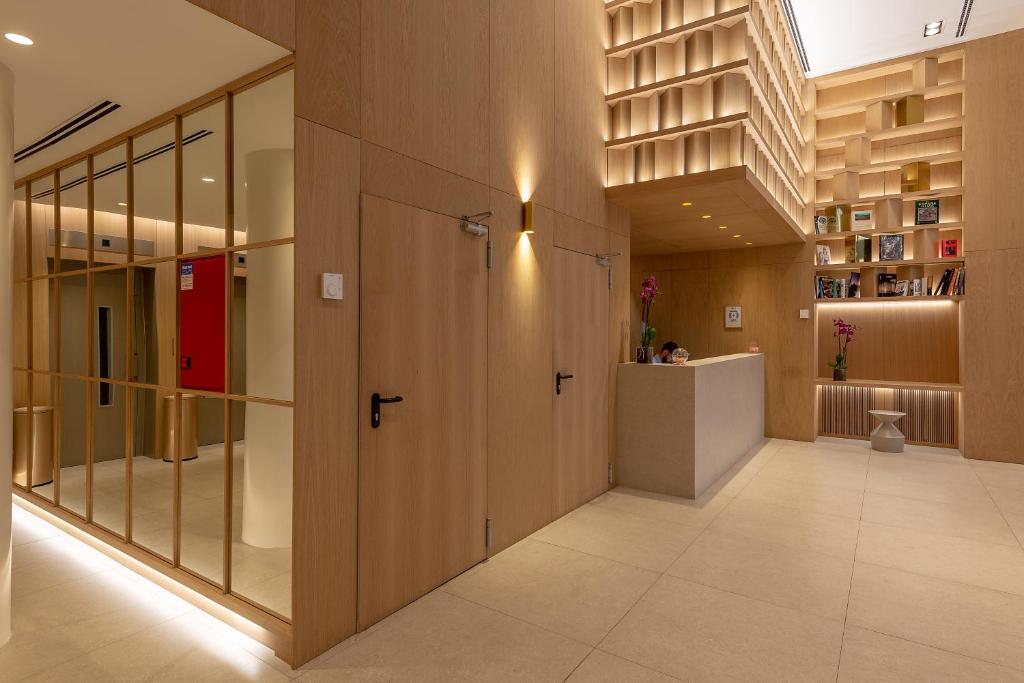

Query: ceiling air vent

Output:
[14, 100, 121, 164]
[956, 0, 974, 37]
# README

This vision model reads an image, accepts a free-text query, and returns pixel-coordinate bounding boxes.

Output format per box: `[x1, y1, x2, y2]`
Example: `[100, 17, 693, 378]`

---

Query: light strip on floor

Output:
[10, 498, 281, 666]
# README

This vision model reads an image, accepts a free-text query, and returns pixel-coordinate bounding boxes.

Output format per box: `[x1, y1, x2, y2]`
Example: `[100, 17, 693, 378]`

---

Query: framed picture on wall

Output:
[725, 306, 742, 329]
[915, 199, 940, 225]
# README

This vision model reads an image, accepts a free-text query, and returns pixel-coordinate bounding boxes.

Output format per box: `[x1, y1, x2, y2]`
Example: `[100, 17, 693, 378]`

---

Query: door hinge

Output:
[608, 463, 614, 484]
[487, 239, 493, 269]
[485, 517, 493, 548]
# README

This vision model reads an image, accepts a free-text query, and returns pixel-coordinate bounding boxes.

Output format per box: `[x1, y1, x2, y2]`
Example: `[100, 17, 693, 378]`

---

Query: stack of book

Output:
[935, 266, 966, 295]
[815, 272, 861, 299]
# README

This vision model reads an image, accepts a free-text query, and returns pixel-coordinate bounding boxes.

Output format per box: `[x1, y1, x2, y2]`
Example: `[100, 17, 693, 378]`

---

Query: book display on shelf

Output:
[844, 235, 871, 263]
[895, 280, 909, 296]
[852, 208, 873, 230]
[877, 273, 897, 297]
[915, 199, 940, 224]
[816, 244, 832, 265]
[848, 272, 861, 298]
[942, 239, 959, 257]
[814, 215, 828, 234]
[878, 234, 904, 261]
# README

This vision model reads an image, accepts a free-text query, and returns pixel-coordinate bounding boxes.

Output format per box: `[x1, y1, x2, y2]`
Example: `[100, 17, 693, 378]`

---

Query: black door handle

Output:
[556, 372, 574, 395]
[371, 392, 404, 429]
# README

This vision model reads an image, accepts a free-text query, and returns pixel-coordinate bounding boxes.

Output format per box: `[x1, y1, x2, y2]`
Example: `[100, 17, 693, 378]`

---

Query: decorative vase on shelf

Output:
[833, 367, 847, 382]
[636, 346, 654, 364]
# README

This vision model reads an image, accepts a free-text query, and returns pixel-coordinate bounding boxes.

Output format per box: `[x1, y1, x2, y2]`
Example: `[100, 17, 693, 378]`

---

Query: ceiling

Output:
[790, 0, 1024, 77]
[1, 0, 289, 180]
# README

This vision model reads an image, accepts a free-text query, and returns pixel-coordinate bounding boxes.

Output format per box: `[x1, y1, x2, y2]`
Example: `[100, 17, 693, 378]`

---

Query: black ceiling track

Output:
[14, 100, 121, 164]
[780, 0, 811, 73]
[956, 0, 974, 37]
[30, 129, 215, 201]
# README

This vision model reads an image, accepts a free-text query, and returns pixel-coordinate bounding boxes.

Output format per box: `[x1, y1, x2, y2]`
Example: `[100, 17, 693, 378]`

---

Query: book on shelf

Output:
[878, 234, 905, 261]
[852, 208, 873, 230]
[915, 199, 940, 225]
[942, 239, 959, 258]
[877, 273, 898, 297]
[816, 244, 832, 265]
[814, 215, 828, 235]
[815, 274, 860, 300]
[934, 266, 967, 296]
[845, 235, 871, 263]
[848, 272, 861, 298]
[895, 280, 909, 296]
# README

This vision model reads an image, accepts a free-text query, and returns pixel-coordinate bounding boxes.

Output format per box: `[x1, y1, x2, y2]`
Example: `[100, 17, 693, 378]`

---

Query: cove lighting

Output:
[4, 32, 33, 45]
[201, 177, 216, 183]
[923, 20, 943, 37]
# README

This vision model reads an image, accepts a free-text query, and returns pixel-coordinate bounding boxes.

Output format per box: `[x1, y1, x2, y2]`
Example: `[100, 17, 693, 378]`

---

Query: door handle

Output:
[555, 372, 574, 395]
[371, 392, 404, 429]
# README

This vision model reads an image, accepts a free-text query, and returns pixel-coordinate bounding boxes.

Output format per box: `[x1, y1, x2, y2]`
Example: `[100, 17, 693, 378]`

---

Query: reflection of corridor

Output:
[33, 443, 290, 617]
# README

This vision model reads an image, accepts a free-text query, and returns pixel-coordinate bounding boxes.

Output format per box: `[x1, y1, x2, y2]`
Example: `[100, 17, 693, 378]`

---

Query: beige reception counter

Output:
[615, 354, 765, 499]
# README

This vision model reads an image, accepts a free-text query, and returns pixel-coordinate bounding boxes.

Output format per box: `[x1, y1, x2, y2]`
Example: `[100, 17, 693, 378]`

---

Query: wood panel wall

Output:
[190, 0, 631, 664]
[963, 28, 1024, 464]
[631, 242, 817, 441]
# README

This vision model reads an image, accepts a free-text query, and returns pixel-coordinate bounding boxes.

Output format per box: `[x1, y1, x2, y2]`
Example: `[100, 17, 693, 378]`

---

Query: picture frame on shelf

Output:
[816, 244, 832, 265]
[852, 208, 873, 230]
[915, 199, 940, 225]
[942, 238, 959, 258]
[879, 234, 904, 261]
[814, 215, 828, 235]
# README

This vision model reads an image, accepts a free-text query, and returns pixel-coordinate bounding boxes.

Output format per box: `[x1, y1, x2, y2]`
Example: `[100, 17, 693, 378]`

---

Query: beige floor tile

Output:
[590, 487, 729, 528]
[444, 538, 658, 646]
[866, 458, 991, 506]
[708, 498, 861, 559]
[757, 448, 868, 492]
[1006, 513, 1024, 547]
[838, 626, 1024, 682]
[301, 591, 589, 682]
[600, 575, 843, 682]
[531, 504, 702, 572]
[11, 508, 61, 547]
[667, 529, 854, 620]
[566, 650, 679, 682]
[973, 462, 1024, 491]
[861, 492, 1018, 546]
[987, 485, 1024, 517]
[736, 475, 865, 520]
[871, 446, 969, 467]
[856, 521, 1024, 595]
[847, 562, 1024, 671]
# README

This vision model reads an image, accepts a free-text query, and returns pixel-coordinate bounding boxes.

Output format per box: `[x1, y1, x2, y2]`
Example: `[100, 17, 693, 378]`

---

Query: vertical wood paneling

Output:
[296, 0, 360, 137]
[292, 119, 360, 663]
[187, 0, 296, 50]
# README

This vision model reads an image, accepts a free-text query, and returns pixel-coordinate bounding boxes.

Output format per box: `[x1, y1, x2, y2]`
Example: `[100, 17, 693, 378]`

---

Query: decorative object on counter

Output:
[748, 341, 760, 353]
[671, 347, 690, 365]
[877, 273, 898, 297]
[852, 208, 873, 230]
[637, 274, 660, 363]
[816, 244, 832, 265]
[828, 318, 858, 381]
[914, 199, 940, 225]
[724, 305, 742, 329]
[942, 238, 959, 257]
[878, 234, 904, 261]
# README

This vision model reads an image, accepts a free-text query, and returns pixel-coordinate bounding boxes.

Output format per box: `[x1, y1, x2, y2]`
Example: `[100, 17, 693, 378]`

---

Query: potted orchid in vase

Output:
[637, 275, 660, 363]
[828, 318, 858, 381]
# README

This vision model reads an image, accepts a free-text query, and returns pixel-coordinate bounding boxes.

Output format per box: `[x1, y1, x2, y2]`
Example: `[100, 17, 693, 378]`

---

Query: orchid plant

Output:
[828, 318, 857, 373]
[639, 275, 660, 350]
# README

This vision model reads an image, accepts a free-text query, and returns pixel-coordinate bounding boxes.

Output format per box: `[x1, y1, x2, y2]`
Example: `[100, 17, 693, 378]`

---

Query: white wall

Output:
[1, 61, 16, 648]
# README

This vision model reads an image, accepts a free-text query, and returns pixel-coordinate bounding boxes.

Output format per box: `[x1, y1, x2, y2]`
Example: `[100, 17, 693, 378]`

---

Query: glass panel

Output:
[93, 269, 127, 381]
[183, 101, 226, 254]
[131, 387, 175, 560]
[93, 145, 128, 265]
[231, 400, 292, 618]
[231, 243, 292, 401]
[92, 381, 127, 536]
[131, 263, 175, 388]
[58, 272, 88, 376]
[30, 373, 57, 502]
[58, 161, 89, 271]
[58, 377, 88, 517]
[28, 175, 54, 278]
[12, 371, 29, 492]
[181, 396, 227, 586]
[13, 184, 28, 279]
[234, 70, 294, 248]
[132, 123, 176, 261]
[13, 280, 28, 370]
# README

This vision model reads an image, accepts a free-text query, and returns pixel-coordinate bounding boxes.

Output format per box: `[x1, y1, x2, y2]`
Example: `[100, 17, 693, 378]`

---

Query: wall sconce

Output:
[522, 200, 535, 234]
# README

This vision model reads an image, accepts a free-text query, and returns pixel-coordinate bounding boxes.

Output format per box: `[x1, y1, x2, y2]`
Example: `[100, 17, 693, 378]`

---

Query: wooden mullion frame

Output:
[24, 183, 35, 492]
[52, 170, 62, 506]
[223, 92, 235, 594]
[125, 137, 135, 542]
[85, 154, 96, 523]
[173, 113, 184, 568]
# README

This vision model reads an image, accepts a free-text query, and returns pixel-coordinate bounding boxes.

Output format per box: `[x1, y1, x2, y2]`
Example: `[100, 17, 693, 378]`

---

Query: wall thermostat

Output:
[321, 273, 343, 300]
[799, 308, 810, 319]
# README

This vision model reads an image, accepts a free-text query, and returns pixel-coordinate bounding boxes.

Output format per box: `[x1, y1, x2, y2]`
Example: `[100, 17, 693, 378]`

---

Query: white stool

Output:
[869, 410, 906, 453]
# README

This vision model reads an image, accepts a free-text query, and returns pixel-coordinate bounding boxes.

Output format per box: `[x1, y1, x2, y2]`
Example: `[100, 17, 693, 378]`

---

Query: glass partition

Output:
[183, 101, 226, 253]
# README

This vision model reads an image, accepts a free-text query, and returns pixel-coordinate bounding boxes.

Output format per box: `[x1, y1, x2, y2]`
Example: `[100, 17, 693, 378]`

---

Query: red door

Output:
[178, 254, 225, 392]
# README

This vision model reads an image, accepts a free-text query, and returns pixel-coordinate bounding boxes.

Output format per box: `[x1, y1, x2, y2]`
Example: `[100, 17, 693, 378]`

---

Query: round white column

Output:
[1, 61, 16, 648]
[241, 149, 294, 549]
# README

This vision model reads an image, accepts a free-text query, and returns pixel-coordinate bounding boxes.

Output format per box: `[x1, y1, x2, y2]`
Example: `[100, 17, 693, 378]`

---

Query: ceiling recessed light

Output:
[681, 201, 692, 207]
[745, 241, 753, 245]
[732, 234, 742, 238]
[201, 177, 215, 183]
[117, 202, 127, 207]
[4, 32, 33, 46]
[923, 20, 943, 37]
[719, 225, 728, 230]
[701, 214, 711, 219]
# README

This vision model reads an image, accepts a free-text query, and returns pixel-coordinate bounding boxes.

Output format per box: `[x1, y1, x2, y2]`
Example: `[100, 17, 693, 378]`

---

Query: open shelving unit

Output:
[811, 48, 966, 448]
[603, 0, 811, 254]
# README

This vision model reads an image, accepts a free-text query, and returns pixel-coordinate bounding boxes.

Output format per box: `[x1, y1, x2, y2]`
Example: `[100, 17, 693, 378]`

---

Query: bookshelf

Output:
[811, 49, 966, 448]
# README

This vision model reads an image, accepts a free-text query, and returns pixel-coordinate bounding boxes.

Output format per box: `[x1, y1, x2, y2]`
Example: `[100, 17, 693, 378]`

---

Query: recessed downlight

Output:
[117, 202, 127, 207]
[719, 225, 728, 230]
[681, 201, 692, 207]
[201, 177, 215, 183]
[923, 20, 943, 37]
[4, 32, 33, 46]
[732, 234, 742, 238]
[745, 241, 753, 245]
[701, 214, 712, 219]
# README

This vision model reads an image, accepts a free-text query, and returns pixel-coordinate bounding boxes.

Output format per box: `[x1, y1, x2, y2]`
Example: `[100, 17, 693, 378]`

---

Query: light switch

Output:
[321, 273, 343, 300]
[799, 308, 810, 319]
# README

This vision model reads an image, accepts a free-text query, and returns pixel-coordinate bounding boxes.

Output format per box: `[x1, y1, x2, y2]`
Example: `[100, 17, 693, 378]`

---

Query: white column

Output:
[1, 61, 16, 648]
[241, 150, 293, 549]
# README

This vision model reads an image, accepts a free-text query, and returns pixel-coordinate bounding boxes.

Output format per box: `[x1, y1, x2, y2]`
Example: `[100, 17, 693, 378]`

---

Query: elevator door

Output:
[357, 195, 488, 629]
[553, 247, 610, 517]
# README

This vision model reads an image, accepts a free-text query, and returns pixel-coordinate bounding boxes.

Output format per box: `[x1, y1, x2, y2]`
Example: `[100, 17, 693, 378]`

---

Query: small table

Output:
[869, 410, 907, 453]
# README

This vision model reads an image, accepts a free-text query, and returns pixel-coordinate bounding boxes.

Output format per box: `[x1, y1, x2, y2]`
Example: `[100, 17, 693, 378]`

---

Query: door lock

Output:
[555, 372, 574, 395]
[371, 392, 404, 429]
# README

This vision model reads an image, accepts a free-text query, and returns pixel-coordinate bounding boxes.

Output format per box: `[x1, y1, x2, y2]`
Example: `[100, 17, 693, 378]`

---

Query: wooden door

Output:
[358, 195, 488, 629]
[553, 247, 610, 517]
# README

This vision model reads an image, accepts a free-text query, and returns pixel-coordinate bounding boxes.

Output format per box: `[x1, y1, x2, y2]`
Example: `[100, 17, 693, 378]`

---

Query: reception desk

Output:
[616, 354, 765, 499]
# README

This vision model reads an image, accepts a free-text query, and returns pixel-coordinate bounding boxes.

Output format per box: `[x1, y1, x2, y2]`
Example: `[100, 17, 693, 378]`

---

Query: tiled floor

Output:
[6, 438, 1024, 681]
